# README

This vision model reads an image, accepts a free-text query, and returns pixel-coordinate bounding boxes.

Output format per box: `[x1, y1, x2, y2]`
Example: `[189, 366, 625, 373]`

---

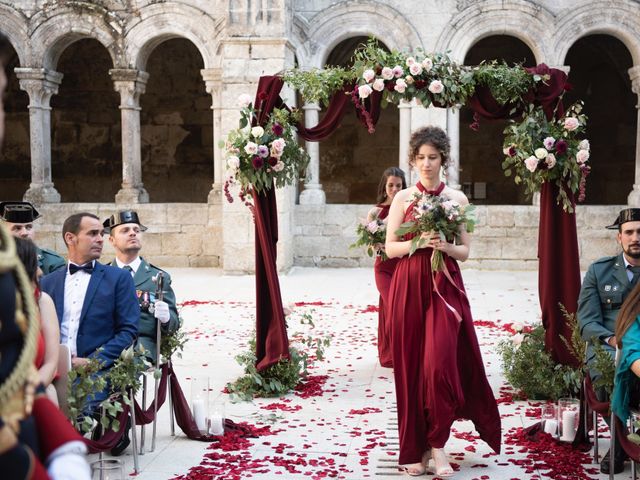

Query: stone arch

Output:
[29, 7, 121, 69]
[436, 0, 553, 63]
[302, 1, 422, 68]
[124, 3, 223, 71]
[0, 4, 29, 65]
[553, 2, 640, 66]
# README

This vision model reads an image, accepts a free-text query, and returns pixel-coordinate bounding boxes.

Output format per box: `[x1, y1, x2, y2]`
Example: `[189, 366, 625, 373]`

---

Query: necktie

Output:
[123, 265, 134, 276]
[69, 263, 94, 275]
[630, 265, 640, 285]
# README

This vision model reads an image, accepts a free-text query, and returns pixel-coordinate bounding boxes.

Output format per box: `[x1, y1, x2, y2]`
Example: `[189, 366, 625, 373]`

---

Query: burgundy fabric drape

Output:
[538, 181, 581, 366]
[297, 84, 353, 141]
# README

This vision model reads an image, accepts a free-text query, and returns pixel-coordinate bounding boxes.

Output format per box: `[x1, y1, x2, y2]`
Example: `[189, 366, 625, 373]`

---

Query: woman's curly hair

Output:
[408, 126, 451, 169]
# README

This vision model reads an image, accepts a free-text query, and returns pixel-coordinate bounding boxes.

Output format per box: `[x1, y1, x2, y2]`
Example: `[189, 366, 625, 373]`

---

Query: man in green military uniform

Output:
[0, 201, 66, 274]
[578, 207, 640, 474]
[104, 210, 179, 361]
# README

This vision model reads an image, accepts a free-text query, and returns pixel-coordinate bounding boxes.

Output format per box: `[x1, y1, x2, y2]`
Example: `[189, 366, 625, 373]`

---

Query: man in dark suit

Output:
[104, 210, 179, 362]
[40, 212, 138, 383]
[0, 201, 66, 274]
[578, 207, 640, 474]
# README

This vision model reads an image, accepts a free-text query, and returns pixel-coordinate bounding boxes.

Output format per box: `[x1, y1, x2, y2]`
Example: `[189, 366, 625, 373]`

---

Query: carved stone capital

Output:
[109, 69, 149, 110]
[15, 68, 63, 109]
[629, 65, 640, 96]
[201, 68, 223, 95]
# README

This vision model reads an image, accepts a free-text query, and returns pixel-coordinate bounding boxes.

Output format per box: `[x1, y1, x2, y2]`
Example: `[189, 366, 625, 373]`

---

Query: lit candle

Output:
[192, 399, 207, 432]
[543, 418, 558, 435]
[209, 414, 224, 436]
[560, 410, 576, 441]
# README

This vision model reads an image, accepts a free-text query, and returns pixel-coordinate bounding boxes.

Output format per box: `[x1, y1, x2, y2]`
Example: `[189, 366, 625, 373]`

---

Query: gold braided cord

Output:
[0, 224, 39, 415]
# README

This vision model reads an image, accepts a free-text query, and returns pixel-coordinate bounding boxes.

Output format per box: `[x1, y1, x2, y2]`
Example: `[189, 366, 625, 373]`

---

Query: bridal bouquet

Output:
[395, 193, 476, 271]
[350, 213, 388, 261]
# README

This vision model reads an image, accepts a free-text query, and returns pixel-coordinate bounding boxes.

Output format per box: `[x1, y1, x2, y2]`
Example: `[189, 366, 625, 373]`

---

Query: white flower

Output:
[244, 142, 258, 155]
[372, 78, 385, 92]
[409, 63, 423, 76]
[362, 69, 375, 83]
[272, 161, 285, 172]
[578, 139, 590, 151]
[564, 117, 579, 131]
[576, 149, 590, 164]
[524, 155, 538, 172]
[381, 67, 394, 80]
[421, 57, 433, 71]
[367, 221, 379, 234]
[428, 80, 444, 94]
[226, 155, 240, 170]
[251, 126, 264, 138]
[394, 78, 407, 94]
[405, 56, 416, 66]
[534, 147, 548, 160]
[358, 84, 373, 99]
[512, 321, 524, 332]
[545, 153, 557, 169]
[238, 94, 253, 108]
[512, 333, 525, 347]
[392, 65, 404, 78]
[543, 137, 555, 150]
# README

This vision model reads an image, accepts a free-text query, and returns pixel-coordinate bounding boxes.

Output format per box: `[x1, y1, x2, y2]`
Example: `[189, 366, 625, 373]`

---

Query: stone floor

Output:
[87, 267, 625, 479]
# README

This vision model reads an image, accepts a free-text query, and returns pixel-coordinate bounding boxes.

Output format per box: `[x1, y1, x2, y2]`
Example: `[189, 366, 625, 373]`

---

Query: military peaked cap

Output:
[103, 210, 148, 234]
[606, 208, 640, 229]
[0, 201, 40, 223]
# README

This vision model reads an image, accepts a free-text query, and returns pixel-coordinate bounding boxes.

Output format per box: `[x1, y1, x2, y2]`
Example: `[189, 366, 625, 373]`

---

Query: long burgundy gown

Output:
[373, 204, 399, 368]
[388, 182, 501, 465]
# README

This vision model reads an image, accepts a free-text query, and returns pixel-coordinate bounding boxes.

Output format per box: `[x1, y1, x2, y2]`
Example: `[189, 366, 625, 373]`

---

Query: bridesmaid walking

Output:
[385, 126, 501, 476]
[367, 167, 406, 367]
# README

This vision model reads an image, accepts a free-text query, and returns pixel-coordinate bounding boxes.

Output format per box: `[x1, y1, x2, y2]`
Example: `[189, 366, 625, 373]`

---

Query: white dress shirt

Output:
[115, 256, 141, 277]
[60, 262, 94, 356]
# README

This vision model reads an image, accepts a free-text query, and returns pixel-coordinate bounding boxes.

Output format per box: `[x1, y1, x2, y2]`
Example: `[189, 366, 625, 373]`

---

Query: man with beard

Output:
[578, 207, 640, 474]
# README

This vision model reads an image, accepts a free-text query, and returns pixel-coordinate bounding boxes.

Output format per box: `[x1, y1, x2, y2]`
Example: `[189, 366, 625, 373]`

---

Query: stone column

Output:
[15, 68, 63, 203]
[398, 100, 412, 178]
[299, 102, 325, 204]
[109, 69, 149, 204]
[446, 108, 461, 189]
[627, 65, 640, 206]
[201, 68, 224, 204]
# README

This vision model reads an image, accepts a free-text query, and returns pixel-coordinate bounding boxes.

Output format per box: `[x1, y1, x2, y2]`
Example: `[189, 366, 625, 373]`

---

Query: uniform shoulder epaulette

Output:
[148, 263, 168, 275]
[40, 247, 62, 256]
[593, 255, 617, 265]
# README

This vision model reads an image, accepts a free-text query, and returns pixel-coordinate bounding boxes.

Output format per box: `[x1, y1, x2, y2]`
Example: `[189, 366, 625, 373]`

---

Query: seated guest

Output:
[14, 237, 60, 405]
[105, 210, 180, 362]
[1, 201, 66, 274]
[40, 213, 138, 396]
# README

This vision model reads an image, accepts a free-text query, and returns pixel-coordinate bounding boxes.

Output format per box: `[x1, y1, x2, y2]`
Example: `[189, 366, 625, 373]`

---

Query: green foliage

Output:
[225, 310, 331, 402]
[160, 316, 187, 361]
[67, 356, 107, 434]
[281, 67, 355, 107]
[350, 211, 388, 261]
[591, 341, 615, 396]
[472, 61, 536, 106]
[559, 303, 586, 363]
[499, 324, 582, 400]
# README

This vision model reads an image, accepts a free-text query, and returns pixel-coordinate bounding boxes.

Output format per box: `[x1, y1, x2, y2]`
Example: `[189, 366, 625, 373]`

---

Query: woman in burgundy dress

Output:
[367, 167, 406, 368]
[385, 127, 501, 476]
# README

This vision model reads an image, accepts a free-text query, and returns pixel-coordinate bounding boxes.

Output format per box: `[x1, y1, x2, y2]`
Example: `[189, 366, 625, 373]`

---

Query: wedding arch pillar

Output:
[109, 69, 149, 204]
[446, 108, 461, 189]
[202, 68, 224, 204]
[627, 65, 640, 206]
[299, 102, 325, 204]
[398, 99, 412, 178]
[16, 68, 62, 203]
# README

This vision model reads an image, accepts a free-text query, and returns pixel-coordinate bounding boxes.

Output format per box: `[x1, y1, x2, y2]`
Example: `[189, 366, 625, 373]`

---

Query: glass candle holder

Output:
[90, 459, 124, 480]
[191, 377, 210, 434]
[541, 403, 557, 436]
[557, 397, 579, 442]
[209, 400, 226, 436]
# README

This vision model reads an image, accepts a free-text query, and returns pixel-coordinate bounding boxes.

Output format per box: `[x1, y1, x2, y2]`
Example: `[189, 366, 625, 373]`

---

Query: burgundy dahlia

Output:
[271, 123, 284, 136]
[252, 155, 264, 169]
[555, 139, 568, 155]
[268, 156, 278, 166]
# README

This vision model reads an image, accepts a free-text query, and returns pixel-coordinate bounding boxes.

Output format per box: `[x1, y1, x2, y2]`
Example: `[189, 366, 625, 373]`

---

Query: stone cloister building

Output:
[1, 0, 639, 272]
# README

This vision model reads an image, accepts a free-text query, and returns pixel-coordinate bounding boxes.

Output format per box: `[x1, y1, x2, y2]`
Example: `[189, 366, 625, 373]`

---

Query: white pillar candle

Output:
[560, 410, 576, 441]
[544, 418, 558, 435]
[192, 399, 207, 432]
[209, 414, 224, 436]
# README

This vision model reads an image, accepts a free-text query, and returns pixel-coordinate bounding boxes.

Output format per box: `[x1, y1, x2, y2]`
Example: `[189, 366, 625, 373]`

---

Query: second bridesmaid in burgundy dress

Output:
[385, 126, 501, 477]
[367, 167, 406, 368]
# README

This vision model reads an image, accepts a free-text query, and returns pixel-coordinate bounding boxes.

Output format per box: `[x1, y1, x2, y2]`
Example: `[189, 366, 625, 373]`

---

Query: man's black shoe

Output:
[600, 448, 626, 474]
[110, 417, 131, 456]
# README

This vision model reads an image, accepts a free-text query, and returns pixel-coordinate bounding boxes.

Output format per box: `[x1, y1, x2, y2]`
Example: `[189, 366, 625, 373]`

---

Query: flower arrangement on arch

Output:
[222, 96, 310, 201]
[501, 102, 591, 212]
[350, 211, 388, 261]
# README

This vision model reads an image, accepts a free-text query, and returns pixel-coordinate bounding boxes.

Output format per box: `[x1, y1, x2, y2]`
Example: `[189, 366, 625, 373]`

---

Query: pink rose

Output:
[428, 80, 444, 94]
[543, 136, 555, 150]
[358, 84, 373, 99]
[362, 69, 375, 83]
[409, 63, 423, 76]
[271, 138, 286, 155]
[578, 139, 590, 151]
[394, 79, 407, 93]
[392, 65, 404, 78]
[372, 78, 385, 92]
[244, 141, 258, 155]
[545, 153, 556, 169]
[421, 57, 433, 71]
[564, 117, 579, 131]
[272, 160, 285, 172]
[524, 156, 538, 172]
[512, 333, 525, 346]
[576, 149, 590, 164]
[367, 221, 379, 234]
[405, 56, 416, 66]
[381, 67, 394, 80]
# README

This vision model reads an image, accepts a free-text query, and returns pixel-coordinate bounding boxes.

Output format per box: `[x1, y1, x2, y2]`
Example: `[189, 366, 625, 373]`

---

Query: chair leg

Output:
[129, 390, 140, 475]
[168, 371, 175, 436]
[593, 411, 599, 463]
[610, 410, 617, 480]
[139, 374, 147, 455]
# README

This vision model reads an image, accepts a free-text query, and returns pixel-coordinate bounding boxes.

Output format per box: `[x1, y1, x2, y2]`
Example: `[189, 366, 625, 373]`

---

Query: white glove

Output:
[47, 441, 91, 480]
[154, 300, 170, 324]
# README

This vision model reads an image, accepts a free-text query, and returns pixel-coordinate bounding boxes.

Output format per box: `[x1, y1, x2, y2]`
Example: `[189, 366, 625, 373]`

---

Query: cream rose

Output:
[576, 149, 590, 164]
[545, 153, 556, 169]
[428, 80, 444, 94]
[251, 126, 264, 138]
[534, 147, 548, 160]
[564, 117, 579, 131]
